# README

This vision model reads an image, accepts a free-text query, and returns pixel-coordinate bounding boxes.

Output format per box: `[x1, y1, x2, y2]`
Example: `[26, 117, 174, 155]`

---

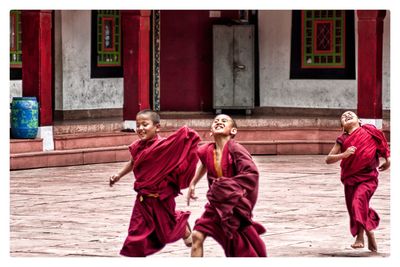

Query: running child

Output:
[109, 109, 200, 256]
[325, 111, 390, 252]
[187, 114, 267, 257]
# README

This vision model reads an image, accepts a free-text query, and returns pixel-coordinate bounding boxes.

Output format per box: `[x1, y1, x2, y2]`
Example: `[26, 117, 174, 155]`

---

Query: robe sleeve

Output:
[362, 124, 390, 158]
[169, 127, 201, 189]
[133, 126, 200, 194]
[336, 134, 345, 146]
[128, 140, 140, 157]
[226, 141, 259, 196]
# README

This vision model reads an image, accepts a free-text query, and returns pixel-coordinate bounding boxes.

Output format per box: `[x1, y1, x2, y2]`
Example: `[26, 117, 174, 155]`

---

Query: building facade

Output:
[9, 10, 390, 149]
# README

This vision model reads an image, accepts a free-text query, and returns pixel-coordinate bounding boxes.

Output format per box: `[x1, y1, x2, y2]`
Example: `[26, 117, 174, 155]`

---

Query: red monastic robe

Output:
[193, 139, 267, 257]
[337, 124, 390, 236]
[120, 126, 200, 257]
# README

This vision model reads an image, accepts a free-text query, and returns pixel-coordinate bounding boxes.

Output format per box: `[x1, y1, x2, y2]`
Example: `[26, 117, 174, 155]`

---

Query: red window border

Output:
[102, 17, 115, 52]
[313, 20, 333, 54]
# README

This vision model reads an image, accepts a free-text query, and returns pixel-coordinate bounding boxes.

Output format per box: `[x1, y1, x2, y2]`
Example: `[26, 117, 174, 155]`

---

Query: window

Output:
[91, 10, 123, 78]
[10, 10, 22, 80]
[290, 10, 355, 79]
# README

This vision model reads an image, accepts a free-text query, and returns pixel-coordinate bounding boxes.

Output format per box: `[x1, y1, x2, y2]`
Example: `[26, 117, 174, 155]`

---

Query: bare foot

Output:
[183, 224, 192, 247]
[366, 230, 378, 252]
[351, 236, 364, 249]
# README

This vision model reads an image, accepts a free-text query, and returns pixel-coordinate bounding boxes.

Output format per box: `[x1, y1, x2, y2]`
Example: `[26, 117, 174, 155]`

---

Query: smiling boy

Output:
[187, 114, 267, 257]
[325, 111, 390, 252]
[109, 109, 200, 256]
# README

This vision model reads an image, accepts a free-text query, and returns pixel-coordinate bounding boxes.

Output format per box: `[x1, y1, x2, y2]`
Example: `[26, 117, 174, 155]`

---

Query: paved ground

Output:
[9, 155, 390, 258]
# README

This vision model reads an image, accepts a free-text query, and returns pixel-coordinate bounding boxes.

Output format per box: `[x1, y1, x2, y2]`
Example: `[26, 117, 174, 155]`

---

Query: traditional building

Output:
[10, 10, 390, 151]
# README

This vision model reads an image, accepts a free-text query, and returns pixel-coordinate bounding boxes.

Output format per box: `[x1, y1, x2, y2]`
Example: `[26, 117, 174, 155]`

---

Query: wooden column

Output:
[356, 10, 386, 128]
[21, 10, 53, 126]
[121, 10, 151, 125]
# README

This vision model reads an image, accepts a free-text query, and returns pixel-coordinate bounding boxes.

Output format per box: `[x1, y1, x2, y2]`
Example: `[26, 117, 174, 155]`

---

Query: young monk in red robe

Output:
[326, 111, 390, 252]
[187, 114, 267, 257]
[109, 109, 200, 257]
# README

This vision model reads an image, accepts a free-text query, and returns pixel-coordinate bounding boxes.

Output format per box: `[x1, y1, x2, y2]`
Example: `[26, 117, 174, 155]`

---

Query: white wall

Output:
[56, 10, 123, 111]
[9, 81, 22, 102]
[258, 10, 390, 110]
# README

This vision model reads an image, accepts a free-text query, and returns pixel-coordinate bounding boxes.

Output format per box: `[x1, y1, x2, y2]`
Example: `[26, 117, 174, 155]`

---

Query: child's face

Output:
[340, 111, 360, 130]
[211, 115, 237, 137]
[136, 113, 160, 141]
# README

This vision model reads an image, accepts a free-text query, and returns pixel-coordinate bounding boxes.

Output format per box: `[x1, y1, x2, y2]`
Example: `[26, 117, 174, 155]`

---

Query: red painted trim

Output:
[21, 10, 53, 126]
[356, 10, 386, 119]
[102, 17, 115, 52]
[121, 11, 150, 120]
[138, 15, 150, 111]
[313, 20, 333, 54]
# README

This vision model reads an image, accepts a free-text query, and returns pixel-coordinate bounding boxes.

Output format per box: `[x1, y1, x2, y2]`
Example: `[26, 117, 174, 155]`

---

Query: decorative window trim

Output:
[312, 20, 334, 55]
[10, 10, 22, 80]
[102, 17, 115, 52]
[91, 10, 123, 78]
[290, 10, 355, 79]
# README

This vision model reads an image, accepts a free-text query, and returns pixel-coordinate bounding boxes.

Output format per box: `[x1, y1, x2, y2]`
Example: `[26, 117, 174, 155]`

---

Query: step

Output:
[10, 138, 43, 153]
[240, 140, 335, 155]
[52, 127, 341, 150]
[10, 145, 131, 170]
[54, 132, 137, 150]
[10, 140, 335, 170]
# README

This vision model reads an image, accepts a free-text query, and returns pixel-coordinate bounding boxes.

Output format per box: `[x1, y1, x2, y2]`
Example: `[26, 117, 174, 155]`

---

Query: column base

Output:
[360, 118, 383, 129]
[37, 126, 54, 151]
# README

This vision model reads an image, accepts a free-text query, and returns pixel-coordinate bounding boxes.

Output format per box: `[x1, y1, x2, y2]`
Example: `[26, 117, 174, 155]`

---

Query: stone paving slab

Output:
[9, 155, 390, 258]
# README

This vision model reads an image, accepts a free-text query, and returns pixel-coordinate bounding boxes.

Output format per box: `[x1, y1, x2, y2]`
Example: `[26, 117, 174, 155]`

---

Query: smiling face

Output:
[135, 113, 160, 141]
[340, 111, 360, 131]
[211, 114, 237, 138]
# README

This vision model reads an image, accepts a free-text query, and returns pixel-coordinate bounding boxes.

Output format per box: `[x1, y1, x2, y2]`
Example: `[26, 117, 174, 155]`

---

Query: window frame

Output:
[290, 10, 355, 79]
[90, 10, 123, 78]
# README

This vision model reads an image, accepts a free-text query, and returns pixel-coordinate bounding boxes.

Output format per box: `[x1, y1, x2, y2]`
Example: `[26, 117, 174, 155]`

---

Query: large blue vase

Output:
[10, 97, 39, 139]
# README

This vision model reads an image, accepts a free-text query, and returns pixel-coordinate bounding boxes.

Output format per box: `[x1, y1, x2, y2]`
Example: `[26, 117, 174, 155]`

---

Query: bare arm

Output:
[325, 143, 356, 164]
[379, 156, 391, 171]
[186, 162, 207, 206]
[109, 159, 134, 187]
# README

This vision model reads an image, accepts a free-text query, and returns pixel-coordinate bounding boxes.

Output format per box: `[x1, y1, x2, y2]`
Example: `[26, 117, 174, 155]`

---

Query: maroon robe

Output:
[120, 126, 200, 257]
[337, 124, 390, 236]
[193, 139, 267, 257]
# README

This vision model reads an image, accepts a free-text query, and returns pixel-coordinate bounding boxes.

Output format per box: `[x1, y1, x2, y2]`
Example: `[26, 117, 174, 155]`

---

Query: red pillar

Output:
[356, 10, 386, 125]
[121, 10, 151, 121]
[21, 10, 53, 126]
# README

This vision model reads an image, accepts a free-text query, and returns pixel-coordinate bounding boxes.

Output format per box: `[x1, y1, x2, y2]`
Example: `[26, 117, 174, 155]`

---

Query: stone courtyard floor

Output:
[8, 155, 392, 262]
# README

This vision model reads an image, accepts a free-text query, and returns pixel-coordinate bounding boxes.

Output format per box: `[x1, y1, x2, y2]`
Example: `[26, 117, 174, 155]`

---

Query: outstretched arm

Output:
[325, 143, 356, 164]
[109, 159, 134, 187]
[186, 162, 206, 206]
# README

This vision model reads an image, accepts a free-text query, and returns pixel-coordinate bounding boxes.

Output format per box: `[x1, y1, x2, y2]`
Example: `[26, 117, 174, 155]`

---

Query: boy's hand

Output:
[343, 146, 357, 158]
[186, 185, 198, 206]
[379, 157, 391, 171]
[109, 174, 121, 187]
